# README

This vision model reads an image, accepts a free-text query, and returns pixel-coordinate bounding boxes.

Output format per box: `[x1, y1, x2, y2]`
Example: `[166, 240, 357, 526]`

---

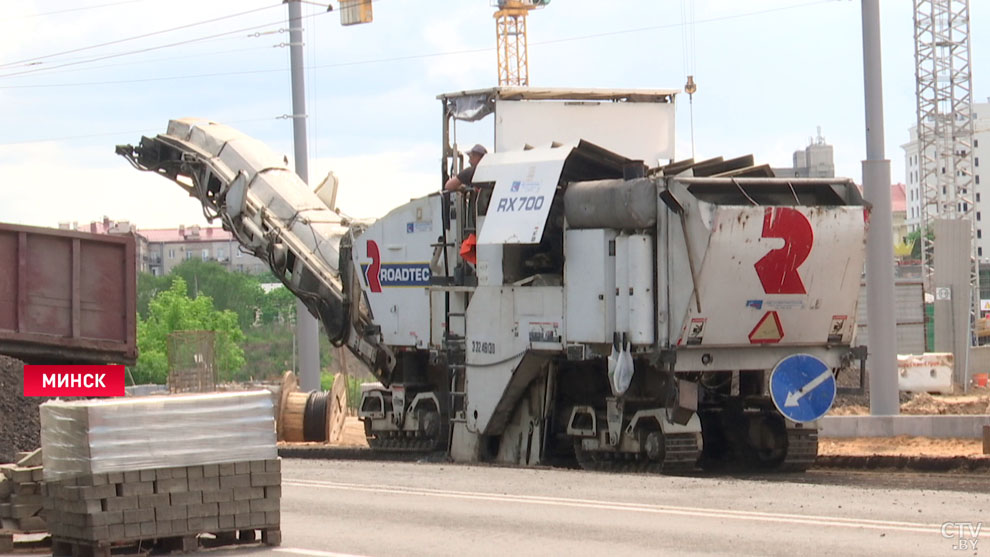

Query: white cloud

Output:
[0, 4, 39, 62]
[420, 6, 491, 84]
[0, 142, 214, 228]
[310, 143, 438, 220]
[0, 138, 441, 230]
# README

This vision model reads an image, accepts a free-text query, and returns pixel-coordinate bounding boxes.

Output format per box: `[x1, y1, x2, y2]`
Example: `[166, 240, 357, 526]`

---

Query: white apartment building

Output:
[60, 219, 269, 276]
[142, 225, 269, 276]
[903, 100, 989, 261]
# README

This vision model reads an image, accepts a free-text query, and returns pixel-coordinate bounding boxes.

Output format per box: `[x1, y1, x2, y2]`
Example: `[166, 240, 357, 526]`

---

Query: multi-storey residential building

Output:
[59, 218, 151, 273]
[903, 100, 989, 261]
[61, 219, 269, 276]
[142, 225, 268, 276]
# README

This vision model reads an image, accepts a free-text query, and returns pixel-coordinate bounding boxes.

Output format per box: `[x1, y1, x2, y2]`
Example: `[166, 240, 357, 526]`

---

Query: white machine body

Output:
[120, 87, 867, 473]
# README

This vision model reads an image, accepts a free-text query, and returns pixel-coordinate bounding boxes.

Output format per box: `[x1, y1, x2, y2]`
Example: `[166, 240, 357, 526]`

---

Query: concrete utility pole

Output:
[288, 0, 321, 392]
[861, 0, 899, 415]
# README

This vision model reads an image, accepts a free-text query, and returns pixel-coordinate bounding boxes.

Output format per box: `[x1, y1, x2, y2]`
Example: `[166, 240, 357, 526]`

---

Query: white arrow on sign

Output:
[784, 369, 832, 407]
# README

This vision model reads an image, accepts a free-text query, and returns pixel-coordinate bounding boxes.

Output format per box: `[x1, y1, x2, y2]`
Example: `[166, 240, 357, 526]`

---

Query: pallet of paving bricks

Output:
[44, 459, 282, 557]
[0, 448, 48, 553]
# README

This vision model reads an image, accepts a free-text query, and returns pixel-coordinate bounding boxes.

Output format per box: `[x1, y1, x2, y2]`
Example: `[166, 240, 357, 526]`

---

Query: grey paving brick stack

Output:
[44, 459, 281, 544]
[0, 449, 47, 534]
[39, 391, 280, 554]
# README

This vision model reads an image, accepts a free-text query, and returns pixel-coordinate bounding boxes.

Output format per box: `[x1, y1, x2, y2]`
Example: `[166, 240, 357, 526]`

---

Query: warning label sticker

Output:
[687, 318, 706, 345]
[529, 321, 561, 343]
[828, 315, 847, 343]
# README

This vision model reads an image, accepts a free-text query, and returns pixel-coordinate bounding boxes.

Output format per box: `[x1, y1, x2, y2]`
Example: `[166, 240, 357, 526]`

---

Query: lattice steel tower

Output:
[493, 0, 548, 86]
[913, 0, 978, 327]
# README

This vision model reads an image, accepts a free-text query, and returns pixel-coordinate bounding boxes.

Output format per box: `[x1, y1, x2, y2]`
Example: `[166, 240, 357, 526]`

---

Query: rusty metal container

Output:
[0, 222, 137, 365]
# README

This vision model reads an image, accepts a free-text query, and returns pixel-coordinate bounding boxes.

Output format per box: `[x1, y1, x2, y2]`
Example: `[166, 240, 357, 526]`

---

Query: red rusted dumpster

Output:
[0, 222, 136, 365]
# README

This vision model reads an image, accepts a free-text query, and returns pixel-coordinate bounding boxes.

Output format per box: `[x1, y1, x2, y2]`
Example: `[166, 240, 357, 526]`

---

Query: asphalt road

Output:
[212, 459, 988, 557]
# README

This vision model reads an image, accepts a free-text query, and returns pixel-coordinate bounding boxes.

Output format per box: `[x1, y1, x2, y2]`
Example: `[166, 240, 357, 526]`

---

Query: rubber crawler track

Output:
[366, 431, 444, 452]
[776, 428, 819, 473]
[573, 433, 701, 474]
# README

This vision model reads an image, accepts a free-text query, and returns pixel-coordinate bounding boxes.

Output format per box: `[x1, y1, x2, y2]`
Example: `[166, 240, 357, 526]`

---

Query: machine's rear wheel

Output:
[741, 413, 820, 472]
[698, 408, 819, 473]
[741, 414, 788, 470]
[419, 407, 440, 438]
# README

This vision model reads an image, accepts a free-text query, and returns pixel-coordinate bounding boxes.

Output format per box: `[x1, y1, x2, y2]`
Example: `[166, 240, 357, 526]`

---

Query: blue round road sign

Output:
[769, 354, 836, 423]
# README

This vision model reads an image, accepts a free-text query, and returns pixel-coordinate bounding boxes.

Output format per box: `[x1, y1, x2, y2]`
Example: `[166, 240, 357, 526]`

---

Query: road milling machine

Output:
[117, 87, 867, 473]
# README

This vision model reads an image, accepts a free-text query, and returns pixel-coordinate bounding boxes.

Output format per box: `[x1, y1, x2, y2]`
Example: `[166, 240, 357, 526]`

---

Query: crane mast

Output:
[493, 0, 547, 86]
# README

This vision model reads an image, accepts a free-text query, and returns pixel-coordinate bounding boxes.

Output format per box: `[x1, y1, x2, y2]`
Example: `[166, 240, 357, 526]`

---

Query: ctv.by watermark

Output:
[941, 522, 982, 551]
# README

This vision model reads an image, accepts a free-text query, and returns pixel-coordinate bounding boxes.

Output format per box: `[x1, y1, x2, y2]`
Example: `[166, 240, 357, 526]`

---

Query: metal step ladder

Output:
[445, 311, 467, 424]
[440, 188, 473, 442]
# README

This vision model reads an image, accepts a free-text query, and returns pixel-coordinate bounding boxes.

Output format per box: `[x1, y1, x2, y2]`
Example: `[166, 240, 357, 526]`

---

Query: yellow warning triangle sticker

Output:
[749, 311, 783, 344]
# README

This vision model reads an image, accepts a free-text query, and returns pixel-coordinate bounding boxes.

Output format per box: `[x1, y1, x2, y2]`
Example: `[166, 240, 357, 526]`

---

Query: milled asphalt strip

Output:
[283, 478, 989, 538]
[274, 549, 370, 557]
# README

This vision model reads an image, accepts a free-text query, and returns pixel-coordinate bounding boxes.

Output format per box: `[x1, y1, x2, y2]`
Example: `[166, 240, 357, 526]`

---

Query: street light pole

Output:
[861, 0, 899, 415]
[287, 0, 321, 392]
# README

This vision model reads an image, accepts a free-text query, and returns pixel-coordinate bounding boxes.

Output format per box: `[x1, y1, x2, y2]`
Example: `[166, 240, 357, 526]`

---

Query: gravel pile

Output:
[0, 355, 44, 463]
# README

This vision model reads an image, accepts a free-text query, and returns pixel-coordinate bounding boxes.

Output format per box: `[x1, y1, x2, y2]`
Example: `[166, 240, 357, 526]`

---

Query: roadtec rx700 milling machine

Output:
[118, 87, 866, 473]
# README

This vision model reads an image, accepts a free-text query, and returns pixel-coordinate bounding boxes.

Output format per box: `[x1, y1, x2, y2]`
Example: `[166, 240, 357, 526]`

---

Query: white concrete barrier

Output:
[898, 352, 953, 393]
[820, 415, 990, 439]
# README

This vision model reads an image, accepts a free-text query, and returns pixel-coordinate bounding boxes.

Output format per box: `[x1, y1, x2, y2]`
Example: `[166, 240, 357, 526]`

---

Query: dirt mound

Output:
[831, 390, 990, 416]
[901, 391, 989, 415]
[900, 392, 943, 414]
[0, 355, 45, 463]
[833, 391, 914, 410]
[828, 404, 869, 416]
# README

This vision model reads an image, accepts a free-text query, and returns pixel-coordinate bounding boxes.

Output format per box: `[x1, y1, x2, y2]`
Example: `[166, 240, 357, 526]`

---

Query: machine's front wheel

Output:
[643, 430, 665, 462]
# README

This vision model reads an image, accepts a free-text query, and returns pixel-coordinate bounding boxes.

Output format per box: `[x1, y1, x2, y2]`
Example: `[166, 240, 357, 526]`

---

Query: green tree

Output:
[258, 284, 296, 325]
[170, 259, 265, 329]
[906, 226, 934, 260]
[235, 285, 298, 381]
[137, 272, 174, 319]
[134, 277, 245, 384]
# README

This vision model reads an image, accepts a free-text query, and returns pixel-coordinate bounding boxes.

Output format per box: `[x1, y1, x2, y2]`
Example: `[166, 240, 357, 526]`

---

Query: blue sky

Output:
[1, 0, 988, 227]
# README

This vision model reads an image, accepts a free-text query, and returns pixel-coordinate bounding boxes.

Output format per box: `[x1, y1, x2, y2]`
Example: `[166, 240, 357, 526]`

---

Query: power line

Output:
[0, 0, 840, 88]
[0, 3, 281, 70]
[0, 44, 278, 79]
[0, 66, 290, 89]
[6, 0, 150, 19]
[0, 117, 280, 147]
[0, 46, 489, 89]
[2, 28, 287, 75]
[0, 19, 296, 79]
[0, 10, 330, 81]
[533, 0, 839, 47]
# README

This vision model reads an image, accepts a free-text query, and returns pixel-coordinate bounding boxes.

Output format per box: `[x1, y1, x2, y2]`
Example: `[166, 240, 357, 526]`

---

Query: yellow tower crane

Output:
[493, 0, 549, 86]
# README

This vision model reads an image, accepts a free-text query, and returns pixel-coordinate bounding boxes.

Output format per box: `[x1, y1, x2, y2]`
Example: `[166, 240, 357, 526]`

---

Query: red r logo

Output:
[754, 207, 813, 295]
[365, 240, 382, 293]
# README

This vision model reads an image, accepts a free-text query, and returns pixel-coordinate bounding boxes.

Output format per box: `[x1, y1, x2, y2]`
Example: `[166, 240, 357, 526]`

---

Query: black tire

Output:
[741, 413, 789, 470]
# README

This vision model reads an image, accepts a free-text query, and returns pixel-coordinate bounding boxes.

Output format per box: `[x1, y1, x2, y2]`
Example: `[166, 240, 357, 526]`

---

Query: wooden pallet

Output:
[51, 527, 281, 557]
[0, 529, 52, 553]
